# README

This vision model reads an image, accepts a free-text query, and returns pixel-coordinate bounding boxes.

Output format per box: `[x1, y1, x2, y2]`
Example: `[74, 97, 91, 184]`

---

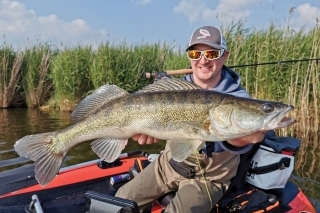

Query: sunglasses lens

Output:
[187, 49, 223, 60]
[187, 50, 201, 60]
[204, 50, 220, 60]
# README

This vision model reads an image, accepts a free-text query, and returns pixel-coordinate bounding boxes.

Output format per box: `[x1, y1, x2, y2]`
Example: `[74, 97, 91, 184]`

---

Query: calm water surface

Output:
[0, 108, 319, 211]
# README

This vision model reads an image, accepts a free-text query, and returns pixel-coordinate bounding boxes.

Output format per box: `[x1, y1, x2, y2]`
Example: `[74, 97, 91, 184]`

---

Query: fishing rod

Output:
[144, 58, 320, 79]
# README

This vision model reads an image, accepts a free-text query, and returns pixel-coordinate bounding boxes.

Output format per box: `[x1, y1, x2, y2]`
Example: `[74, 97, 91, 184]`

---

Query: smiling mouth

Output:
[199, 66, 212, 70]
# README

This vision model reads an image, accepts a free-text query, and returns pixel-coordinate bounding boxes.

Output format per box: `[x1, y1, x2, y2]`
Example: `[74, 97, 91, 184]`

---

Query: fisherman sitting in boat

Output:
[116, 26, 272, 213]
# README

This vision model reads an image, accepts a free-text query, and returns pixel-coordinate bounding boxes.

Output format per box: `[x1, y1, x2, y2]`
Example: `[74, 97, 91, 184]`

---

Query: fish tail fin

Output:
[14, 131, 65, 186]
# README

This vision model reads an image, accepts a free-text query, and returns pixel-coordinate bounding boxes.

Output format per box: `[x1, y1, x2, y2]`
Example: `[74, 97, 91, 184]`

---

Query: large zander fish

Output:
[14, 78, 295, 186]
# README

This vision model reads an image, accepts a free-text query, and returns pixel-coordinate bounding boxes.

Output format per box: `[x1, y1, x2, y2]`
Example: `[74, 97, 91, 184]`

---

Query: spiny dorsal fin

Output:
[70, 85, 128, 122]
[135, 78, 202, 94]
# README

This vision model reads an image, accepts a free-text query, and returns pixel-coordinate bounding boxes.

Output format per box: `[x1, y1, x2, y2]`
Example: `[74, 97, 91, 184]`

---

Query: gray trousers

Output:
[116, 144, 239, 213]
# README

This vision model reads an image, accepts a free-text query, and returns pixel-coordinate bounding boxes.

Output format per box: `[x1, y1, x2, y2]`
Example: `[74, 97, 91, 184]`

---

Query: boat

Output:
[0, 150, 317, 213]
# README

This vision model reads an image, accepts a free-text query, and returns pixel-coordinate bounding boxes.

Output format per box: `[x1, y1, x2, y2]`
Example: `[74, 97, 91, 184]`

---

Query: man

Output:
[116, 26, 266, 213]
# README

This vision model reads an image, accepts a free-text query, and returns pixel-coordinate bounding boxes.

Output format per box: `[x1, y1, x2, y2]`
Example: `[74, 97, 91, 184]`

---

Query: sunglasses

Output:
[187, 49, 225, 60]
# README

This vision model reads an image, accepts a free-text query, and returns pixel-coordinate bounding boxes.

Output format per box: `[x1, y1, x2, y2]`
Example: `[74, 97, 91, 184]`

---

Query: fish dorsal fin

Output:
[135, 78, 202, 94]
[70, 85, 129, 122]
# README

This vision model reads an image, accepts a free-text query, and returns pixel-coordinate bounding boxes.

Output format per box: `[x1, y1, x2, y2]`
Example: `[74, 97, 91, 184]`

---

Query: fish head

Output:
[209, 97, 296, 137]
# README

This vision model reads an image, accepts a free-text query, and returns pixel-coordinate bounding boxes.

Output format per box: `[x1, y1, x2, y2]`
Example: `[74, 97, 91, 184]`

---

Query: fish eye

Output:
[262, 103, 274, 113]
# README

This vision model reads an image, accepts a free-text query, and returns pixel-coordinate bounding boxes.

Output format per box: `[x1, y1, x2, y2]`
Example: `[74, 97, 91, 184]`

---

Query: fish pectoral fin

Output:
[91, 138, 128, 163]
[180, 121, 211, 132]
[169, 139, 205, 162]
[71, 85, 129, 122]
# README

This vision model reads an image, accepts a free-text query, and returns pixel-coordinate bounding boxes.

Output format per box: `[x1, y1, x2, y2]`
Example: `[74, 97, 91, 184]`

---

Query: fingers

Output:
[139, 134, 149, 144]
[132, 134, 160, 145]
[132, 134, 141, 141]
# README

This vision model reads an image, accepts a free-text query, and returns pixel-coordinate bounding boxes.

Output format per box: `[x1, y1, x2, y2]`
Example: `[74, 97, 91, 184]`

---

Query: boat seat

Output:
[85, 190, 140, 213]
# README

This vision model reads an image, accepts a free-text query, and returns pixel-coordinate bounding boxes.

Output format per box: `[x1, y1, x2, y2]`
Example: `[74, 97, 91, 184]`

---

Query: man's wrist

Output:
[226, 139, 248, 147]
[219, 141, 253, 154]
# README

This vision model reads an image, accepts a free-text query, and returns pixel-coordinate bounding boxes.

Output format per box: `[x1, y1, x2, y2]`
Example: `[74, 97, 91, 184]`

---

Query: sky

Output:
[0, 0, 319, 50]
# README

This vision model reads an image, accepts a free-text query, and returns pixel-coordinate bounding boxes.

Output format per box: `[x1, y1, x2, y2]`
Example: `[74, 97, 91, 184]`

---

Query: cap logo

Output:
[197, 28, 211, 40]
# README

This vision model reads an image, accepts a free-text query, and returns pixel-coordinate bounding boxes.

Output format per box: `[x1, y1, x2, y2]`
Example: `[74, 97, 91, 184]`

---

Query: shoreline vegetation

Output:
[0, 23, 319, 138]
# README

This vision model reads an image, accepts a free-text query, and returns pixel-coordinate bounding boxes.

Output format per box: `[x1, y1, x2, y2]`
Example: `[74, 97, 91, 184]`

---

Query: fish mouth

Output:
[263, 105, 296, 130]
[277, 116, 296, 128]
[270, 105, 296, 129]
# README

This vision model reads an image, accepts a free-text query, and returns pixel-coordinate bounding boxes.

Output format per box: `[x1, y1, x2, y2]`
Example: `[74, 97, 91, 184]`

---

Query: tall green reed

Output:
[0, 45, 24, 108]
[50, 45, 93, 111]
[89, 41, 171, 92]
[22, 44, 53, 108]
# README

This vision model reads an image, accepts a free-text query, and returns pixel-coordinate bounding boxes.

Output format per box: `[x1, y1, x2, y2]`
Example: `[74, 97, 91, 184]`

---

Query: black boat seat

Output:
[85, 190, 140, 213]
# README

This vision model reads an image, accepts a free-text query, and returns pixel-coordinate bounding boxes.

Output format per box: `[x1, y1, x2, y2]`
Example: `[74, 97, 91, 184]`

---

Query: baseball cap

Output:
[186, 26, 227, 51]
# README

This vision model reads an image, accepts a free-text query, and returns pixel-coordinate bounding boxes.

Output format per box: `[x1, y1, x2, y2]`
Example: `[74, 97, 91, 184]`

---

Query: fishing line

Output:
[229, 58, 320, 69]
[194, 152, 213, 212]
[145, 58, 320, 79]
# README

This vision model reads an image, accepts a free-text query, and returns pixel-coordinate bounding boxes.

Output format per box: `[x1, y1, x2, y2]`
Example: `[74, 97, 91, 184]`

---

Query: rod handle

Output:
[144, 69, 192, 79]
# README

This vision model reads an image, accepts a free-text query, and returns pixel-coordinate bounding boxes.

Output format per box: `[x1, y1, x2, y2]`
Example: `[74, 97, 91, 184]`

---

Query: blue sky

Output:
[0, 0, 319, 50]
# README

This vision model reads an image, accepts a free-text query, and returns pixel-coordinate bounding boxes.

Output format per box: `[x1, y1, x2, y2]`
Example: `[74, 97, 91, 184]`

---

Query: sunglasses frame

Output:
[187, 49, 225, 61]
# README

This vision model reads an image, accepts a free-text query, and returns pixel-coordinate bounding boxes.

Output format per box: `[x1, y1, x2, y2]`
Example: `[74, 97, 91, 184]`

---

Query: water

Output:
[0, 108, 319, 211]
[0, 108, 165, 170]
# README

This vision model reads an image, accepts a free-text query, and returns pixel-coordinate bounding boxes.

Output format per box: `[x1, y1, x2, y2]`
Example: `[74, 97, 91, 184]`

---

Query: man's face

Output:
[189, 44, 228, 84]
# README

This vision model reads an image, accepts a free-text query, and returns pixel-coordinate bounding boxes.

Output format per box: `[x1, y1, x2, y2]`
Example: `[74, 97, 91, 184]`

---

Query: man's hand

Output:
[132, 134, 160, 145]
[227, 131, 268, 147]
